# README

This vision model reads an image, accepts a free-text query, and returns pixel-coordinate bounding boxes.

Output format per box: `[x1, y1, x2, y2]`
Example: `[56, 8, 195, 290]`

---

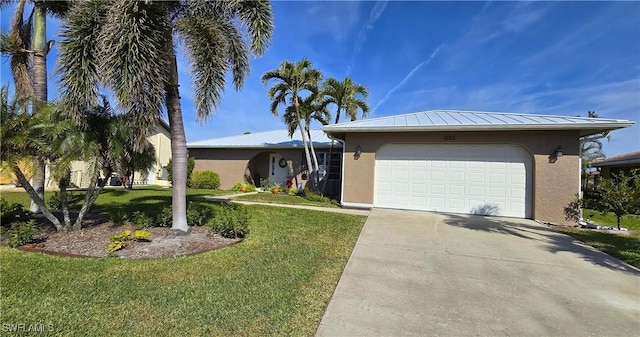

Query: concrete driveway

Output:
[316, 208, 640, 337]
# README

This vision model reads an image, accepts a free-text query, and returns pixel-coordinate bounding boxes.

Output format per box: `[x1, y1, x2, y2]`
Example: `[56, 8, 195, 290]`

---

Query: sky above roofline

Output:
[1, 1, 638, 157]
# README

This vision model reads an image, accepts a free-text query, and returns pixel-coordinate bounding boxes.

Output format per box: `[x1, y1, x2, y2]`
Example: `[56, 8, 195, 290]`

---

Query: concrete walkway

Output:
[205, 193, 370, 216]
[316, 208, 640, 337]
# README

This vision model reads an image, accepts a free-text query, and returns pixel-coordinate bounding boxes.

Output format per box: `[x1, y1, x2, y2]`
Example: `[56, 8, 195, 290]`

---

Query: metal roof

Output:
[187, 129, 340, 149]
[591, 151, 640, 167]
[322, 110, 634, 137]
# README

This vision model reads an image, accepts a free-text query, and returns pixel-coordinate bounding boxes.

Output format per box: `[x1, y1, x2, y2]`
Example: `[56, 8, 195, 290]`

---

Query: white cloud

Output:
[347, 1, 388, 75]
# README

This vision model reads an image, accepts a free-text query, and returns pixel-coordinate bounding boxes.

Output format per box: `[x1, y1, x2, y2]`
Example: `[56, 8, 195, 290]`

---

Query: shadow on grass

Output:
[443, 213, 640, 275]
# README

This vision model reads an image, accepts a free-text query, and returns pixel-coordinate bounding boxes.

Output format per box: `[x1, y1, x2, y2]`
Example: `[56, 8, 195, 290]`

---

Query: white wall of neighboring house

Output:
[42, 121, 172, 189]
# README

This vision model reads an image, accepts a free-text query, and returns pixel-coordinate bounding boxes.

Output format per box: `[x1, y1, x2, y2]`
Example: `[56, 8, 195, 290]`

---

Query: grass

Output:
[0, 202, 366, 336]
[233, 192, 340, 208]
[556, 209, 640, 269]
[0, 186, 236, 215]
[557, 229, 640, 269]
[581, 208, 640, 231]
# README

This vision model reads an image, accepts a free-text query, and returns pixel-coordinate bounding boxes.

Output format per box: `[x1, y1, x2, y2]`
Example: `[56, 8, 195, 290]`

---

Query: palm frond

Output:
[100, 0, 171, 132]
[8, 0, 34, 101]
[57, 0, 108, 126]
[237, 0, 273, 55]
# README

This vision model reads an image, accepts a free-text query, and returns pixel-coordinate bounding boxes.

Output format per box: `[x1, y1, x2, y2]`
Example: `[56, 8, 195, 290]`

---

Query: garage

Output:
[374, 144, 532, 218]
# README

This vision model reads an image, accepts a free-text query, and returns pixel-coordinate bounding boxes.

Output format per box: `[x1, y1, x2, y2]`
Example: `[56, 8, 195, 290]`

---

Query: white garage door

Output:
[374, 144, 532, 218]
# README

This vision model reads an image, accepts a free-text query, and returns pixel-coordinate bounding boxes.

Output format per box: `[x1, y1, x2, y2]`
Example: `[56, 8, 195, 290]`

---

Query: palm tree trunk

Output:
[11, 161, 63, 231]
[294, 97, 314, 185]
[59, 170, 72, 228]
[305, 124, 321, 190]
[29, 2, 48, 213]
[166, 55, 190, 235]
[72, 165, 111, 230]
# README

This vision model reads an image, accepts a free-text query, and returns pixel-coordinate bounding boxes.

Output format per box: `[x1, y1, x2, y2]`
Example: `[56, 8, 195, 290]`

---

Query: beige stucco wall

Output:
[148, 122, 172, 187]
[188, 148, 311, 190]
[340, 130, 581, 225]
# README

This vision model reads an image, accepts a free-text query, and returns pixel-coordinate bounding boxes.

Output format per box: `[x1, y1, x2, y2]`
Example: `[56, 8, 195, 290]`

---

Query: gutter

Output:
[325, 133, 346, 206]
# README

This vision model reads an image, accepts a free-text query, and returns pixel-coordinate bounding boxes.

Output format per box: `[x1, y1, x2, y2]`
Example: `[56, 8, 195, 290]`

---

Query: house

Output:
[187, 129, 342, 196]
[322, 110, 634, 225]
[591, 151, 640, 179]
[51, 119, 172, 188]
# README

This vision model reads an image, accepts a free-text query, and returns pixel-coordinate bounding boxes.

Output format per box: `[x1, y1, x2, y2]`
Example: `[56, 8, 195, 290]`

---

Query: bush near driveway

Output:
[0, 205, 366, 336]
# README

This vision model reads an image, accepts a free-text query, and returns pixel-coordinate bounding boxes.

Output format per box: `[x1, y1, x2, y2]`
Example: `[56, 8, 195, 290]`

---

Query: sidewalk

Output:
[204, 193, 371, 217]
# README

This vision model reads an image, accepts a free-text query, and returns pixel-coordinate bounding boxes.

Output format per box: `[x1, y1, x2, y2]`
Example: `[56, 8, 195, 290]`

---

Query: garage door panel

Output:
[375, 144, 531, 218]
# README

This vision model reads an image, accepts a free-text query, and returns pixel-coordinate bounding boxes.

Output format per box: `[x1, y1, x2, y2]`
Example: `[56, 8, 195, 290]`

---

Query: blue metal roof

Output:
[187, 129, 340, 149]
[322, 110, 634, 137]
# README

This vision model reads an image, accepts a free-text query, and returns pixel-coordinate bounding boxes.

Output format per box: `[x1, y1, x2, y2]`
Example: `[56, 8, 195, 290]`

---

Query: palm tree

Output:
[320, 76, 369, 195]
[57, 0, 273, 234]
[262, 59, 323, 186]
[1, 0, 71, 213]
[283, 94, 330, 186]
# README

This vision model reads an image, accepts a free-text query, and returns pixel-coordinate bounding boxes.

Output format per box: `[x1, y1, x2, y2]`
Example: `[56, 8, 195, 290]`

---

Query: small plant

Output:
[131, 211, 154, 229]
[108, 210, 129, 225]
[190, 171, 221, 189]
[209, 203, 249, 239]
[2, 220, 40, 248]
[108, 229, 152, 252]
[231, 182, 257, 193]
[271, 183, 283, 194]
[187, 202, 213, 226]
[156, 206, 173, 227]
[260, 178, 277, 191]
[288, 186, 298, 195]
[0, 198, 28, 227]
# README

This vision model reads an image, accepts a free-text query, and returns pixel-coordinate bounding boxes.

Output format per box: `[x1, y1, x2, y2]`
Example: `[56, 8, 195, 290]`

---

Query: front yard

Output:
[0, 188, 366, 336]
[557, 209, 640, 269]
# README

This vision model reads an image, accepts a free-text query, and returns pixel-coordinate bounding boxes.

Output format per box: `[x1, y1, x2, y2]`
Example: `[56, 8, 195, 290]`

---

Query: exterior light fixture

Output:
[555, 146, 563, 158]
[355, 145, 362, 156]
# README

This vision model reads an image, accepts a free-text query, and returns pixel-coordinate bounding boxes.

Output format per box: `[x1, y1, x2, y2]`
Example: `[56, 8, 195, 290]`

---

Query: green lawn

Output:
[581, 208, 640, 231]
[0, 204, 366, 336]
[233, 192, 340, 208]
[0, 186, 236, 215]
[558, 229, 640, 269]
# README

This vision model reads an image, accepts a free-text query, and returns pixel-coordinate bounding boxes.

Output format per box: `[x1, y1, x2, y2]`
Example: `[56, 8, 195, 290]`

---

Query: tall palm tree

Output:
[283, 94, 330, 185]
[580, 111, 610, 190]
[1, 0, 71, 213]
[320, 76, 369, 195]
[57, 0, 273, 234]
[262, 59, 323, 185]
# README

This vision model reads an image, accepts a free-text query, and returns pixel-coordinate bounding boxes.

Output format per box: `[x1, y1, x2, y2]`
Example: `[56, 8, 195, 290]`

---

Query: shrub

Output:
[46, 190, 83, 210]
[288, 186, 298, 195]
[190, 171, 221, 190]
[1, 220, 40, 248]
[209, 203, 249, 239]
[156, 207, 173, 227]
[187, 202, 213, 226]
[108, 210, 129, 225]
[306, 194, 330, 203]
[167, 157, 196, 187]
[131, 211, 154, 229]
[231, 182, 257, 193]
[108, 229, 151, 252]
[0, 198, 28, 227]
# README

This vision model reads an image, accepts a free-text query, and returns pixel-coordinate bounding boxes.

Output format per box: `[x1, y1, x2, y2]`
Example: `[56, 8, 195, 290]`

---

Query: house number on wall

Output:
[444, 135, 456, 141]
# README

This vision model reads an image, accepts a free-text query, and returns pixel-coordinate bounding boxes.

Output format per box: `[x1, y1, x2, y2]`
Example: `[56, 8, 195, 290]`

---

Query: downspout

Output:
[325, 133, 346, 205]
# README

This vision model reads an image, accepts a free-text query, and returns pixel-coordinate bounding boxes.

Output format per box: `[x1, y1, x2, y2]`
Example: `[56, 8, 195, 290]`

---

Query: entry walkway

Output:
[205, 193, 370, 216]
[316, 208, 640, 337]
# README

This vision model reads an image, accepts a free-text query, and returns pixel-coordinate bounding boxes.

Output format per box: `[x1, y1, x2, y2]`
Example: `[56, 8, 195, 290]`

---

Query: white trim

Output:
[323, 122, 633, 133]
[340, 201, 373, 209]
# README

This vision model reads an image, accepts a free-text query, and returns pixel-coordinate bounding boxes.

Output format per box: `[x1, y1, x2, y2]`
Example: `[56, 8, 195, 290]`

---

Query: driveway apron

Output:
[316, 208, 640, 337]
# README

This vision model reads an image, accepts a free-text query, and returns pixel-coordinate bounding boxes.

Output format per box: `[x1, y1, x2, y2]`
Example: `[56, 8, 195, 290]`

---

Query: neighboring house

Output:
[187, 130, 342, 197]
[49, 119, 172, 188]
[322, 110, 634, 225]
[591, 151, 640, 178]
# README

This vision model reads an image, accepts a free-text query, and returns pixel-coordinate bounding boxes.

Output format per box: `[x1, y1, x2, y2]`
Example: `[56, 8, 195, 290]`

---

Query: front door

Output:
[269, 153, 289, 186]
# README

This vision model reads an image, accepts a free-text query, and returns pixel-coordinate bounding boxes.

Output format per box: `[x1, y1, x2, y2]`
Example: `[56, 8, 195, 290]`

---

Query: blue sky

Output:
[1, 1, 639, 157]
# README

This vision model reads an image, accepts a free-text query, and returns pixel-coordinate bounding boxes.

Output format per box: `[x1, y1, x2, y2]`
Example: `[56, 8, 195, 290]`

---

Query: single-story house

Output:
[321, 110, 634, 225]
[187, 129, 342, 197]
[591, 151, 640, 178]
[0, 120, 173, 189]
